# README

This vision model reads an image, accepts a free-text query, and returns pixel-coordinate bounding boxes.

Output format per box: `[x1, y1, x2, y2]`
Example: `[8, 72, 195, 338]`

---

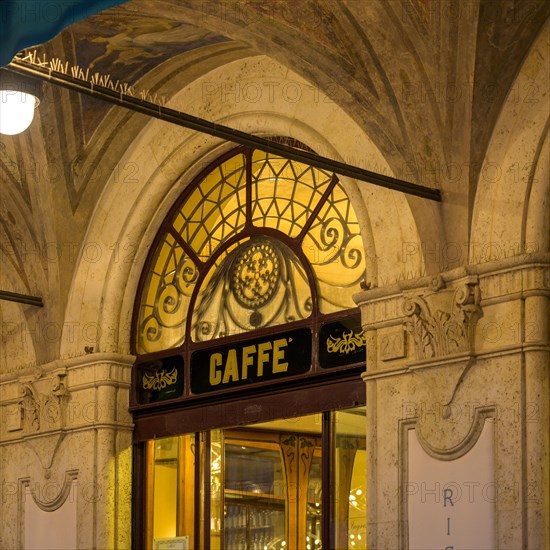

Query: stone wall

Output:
[355, 254, 550, 549]
[0, 355, 133, 549]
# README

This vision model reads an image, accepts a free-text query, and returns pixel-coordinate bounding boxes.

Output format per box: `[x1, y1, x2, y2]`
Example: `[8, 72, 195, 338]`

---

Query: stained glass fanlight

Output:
[135, 143, 366, 355]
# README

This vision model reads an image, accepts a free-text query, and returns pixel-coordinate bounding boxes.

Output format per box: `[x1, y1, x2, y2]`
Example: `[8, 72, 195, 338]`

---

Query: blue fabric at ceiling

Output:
[0, 0, 128, 66]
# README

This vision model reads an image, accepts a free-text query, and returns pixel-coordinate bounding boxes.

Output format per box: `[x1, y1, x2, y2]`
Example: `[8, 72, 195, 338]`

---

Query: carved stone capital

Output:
[402, 278, 481, 361]
[19, 381, 41, 431]
[16, 370, 70, 433]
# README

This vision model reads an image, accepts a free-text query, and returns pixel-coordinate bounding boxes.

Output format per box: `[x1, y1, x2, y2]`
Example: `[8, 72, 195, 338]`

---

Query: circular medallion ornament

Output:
[231, 240, 280, 309]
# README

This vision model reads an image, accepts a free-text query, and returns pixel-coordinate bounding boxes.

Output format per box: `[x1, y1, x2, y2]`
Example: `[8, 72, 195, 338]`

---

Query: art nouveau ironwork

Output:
[135, 144, 366, 355]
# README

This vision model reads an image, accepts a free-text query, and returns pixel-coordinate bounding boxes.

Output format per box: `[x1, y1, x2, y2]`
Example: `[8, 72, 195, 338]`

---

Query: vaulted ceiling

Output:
[31, 0, 549, 180]
[1, 0, 548, 366]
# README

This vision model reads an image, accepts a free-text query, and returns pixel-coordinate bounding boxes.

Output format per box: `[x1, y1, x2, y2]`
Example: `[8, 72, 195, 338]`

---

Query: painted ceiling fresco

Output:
[23, 0, 549, 156]
[71, 11, 231, 83]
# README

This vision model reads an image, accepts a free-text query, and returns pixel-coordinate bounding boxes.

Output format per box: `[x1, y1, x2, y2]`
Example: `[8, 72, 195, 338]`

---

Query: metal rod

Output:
[7, 59, 441, 201]
[0, 290, 43, 307]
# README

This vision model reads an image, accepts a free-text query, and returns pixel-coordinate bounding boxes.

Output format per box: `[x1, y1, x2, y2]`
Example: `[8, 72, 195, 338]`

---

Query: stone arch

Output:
[60, 55, 430, 357]
[470, 20, 550, 262]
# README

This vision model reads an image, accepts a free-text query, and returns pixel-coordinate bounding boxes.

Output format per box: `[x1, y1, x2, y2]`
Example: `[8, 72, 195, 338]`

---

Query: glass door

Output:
[144, 407, 366, 549]
[219, 413, 323, 550]
[223, 440, 286, 549]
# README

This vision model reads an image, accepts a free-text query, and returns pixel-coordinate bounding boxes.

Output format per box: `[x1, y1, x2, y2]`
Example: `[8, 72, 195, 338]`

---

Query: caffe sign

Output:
[191, 328, 311, 394]
[134, 314, 366, 404]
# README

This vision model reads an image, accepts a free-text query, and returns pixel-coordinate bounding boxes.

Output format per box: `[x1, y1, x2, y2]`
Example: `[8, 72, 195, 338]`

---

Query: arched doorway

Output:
[131, 141, 368, 549]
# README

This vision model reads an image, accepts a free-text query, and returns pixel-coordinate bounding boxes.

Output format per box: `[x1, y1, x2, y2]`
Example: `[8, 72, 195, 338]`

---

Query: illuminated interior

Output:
[147, 407, 366, 550]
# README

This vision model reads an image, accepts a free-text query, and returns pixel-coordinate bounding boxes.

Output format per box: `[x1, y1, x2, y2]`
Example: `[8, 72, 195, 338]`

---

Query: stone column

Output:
[0, 353, 134, 550]
[354, 254, 549, 549]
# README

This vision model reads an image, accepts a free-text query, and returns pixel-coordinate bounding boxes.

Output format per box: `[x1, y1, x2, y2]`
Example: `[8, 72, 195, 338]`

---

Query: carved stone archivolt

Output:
[402, 277, 482, 361]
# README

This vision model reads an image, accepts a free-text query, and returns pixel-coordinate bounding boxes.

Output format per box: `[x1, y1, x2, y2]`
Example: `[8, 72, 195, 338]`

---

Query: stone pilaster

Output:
[355, 253, 550, 549]
[0, 353, 134, 550]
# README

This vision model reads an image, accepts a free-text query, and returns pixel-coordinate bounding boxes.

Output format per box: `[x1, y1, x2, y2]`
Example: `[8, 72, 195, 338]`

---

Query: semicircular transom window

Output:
[135, 143, 366, 355]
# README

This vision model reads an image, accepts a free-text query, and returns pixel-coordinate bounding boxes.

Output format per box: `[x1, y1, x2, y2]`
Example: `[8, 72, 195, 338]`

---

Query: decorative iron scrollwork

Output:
[136, 148, 367, 353]
[192, 236, 311, 341]
[231, 240, 280, 308]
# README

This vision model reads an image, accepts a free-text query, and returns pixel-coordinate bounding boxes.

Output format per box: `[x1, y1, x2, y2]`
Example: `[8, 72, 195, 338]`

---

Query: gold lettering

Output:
[257, 341, 272, 376]
[241, 345, 256, 379]
[209, 353, 222, 386]
[272, 338, 289, 373]
[222, 349, 239, 383]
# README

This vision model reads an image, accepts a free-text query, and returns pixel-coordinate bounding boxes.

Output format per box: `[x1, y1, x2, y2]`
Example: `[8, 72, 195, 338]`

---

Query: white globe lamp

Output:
[0, 70, 40, 135]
